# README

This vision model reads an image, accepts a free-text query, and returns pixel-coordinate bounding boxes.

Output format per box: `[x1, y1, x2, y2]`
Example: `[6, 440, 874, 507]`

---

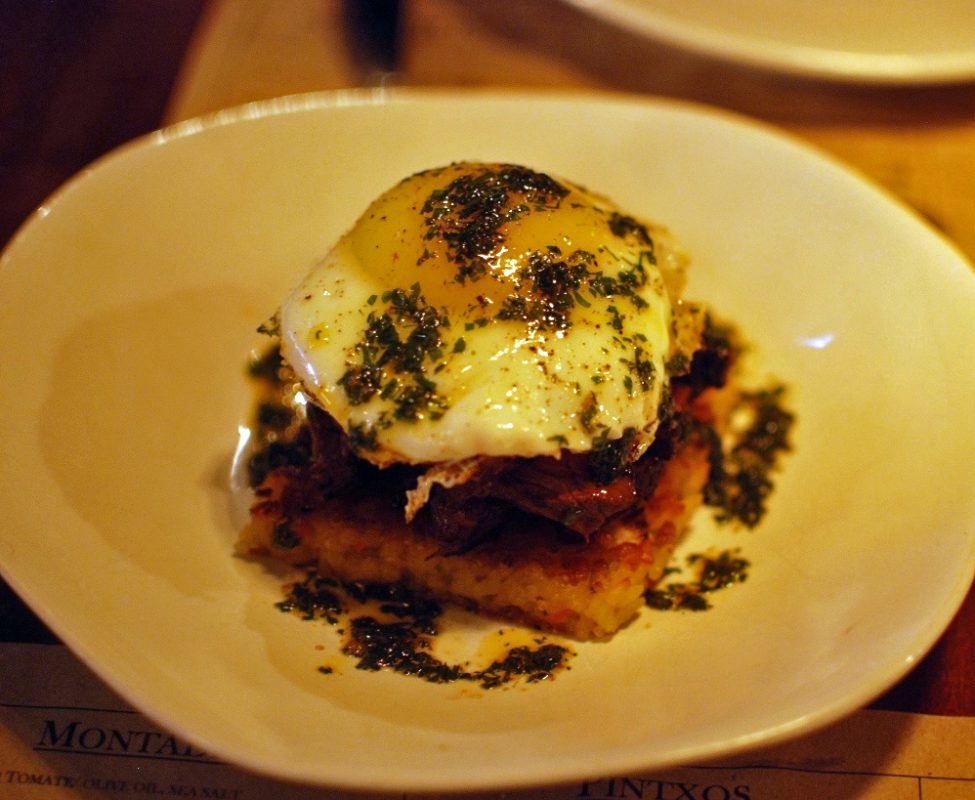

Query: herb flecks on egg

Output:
[277, 162, 689, 467]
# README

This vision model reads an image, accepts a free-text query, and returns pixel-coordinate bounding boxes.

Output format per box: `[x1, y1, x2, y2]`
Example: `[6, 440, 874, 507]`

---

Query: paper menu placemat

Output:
[1, 644, 972, 799]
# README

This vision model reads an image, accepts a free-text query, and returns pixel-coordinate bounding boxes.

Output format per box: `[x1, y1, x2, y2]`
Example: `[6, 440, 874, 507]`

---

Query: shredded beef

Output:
[271, 335, 731, 553]
[425, 414, 683, 551]
[424, 493, 516, 553]
[275, 405, 415, 518]
[422, 344, 729, 550]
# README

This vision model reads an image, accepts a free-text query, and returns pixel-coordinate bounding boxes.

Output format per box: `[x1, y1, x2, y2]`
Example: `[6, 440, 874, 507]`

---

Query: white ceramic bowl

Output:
[1, 90, 973, 793]
[565, 0, 975, 83]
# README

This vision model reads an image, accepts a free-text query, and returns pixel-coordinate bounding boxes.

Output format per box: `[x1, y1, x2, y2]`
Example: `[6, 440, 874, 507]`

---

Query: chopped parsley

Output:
[620, 345, 656, 394]
[339, 283, 452, 421]
[244, 343, 309, 487]
[491, 246, 655, 336]
[645, 550, 750, 612]
[586, 427, 638, 484]
[705, 385, 794, 527]
[579, 392, 600, 433]
[418, 164, 569, 283]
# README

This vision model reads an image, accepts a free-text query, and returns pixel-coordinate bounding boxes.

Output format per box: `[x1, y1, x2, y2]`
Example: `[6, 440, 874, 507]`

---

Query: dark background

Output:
[1, 1, 207, 247]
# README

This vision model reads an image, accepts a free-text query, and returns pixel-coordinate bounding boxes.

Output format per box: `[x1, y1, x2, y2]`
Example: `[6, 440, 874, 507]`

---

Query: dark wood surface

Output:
[0, 0, 206, 246]
[0, 0, 972, 719]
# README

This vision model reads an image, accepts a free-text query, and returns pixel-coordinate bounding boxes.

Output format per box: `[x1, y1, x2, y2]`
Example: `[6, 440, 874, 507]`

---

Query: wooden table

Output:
[3, 0, 973, 719]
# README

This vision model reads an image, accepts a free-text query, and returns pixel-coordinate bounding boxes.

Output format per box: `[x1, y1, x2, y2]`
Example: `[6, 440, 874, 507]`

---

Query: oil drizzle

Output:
[278, 574, 573, 688]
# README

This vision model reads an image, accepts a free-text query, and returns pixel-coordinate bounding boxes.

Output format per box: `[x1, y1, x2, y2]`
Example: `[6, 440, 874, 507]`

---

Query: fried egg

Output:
[278, 162, 688, 466]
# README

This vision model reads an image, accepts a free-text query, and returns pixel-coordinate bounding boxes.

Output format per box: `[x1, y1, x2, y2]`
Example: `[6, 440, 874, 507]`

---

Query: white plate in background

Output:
[1, 90, 973, 793]
[566, 0, 975, 83]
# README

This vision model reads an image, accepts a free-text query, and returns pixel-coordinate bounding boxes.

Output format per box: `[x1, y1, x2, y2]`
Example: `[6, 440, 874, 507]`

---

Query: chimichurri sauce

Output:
[645, 549, 750, 612]
[277, 574, 573, 688]
[647, 383, 793, 614]
[705, 385, 794, 528]
[245, 343, 308, 488]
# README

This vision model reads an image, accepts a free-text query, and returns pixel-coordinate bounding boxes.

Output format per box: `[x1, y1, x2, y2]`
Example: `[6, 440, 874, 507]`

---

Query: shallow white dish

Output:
[566, 0, 975, 84]
[1, 90, 973, 793]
